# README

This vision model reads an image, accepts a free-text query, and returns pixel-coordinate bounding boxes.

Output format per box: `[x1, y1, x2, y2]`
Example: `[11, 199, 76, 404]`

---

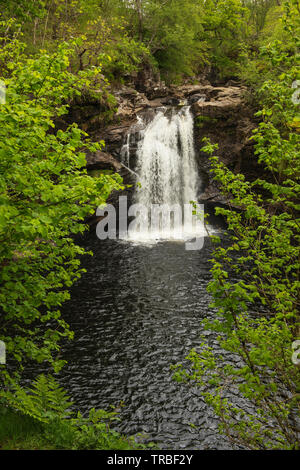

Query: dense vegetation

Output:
[0, 0, 299, 450]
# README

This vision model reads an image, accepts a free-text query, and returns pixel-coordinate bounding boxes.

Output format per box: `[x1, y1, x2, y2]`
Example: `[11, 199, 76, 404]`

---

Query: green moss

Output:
[196, 115, 218, 128]
[88, 169, 113, 178]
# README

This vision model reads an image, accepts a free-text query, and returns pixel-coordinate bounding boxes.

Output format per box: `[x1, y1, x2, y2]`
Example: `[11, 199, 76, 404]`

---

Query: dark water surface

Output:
[49, 230, 241, 450]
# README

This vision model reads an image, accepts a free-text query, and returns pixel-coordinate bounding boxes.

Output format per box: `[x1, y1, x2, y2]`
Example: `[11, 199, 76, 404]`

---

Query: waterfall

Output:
[122, 106, 205, 242]
[135, 106, 198, 206]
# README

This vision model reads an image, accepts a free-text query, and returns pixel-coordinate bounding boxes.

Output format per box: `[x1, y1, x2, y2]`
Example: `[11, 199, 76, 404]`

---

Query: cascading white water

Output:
[135, 106, 198, 206]
[123, 106, 205, 242]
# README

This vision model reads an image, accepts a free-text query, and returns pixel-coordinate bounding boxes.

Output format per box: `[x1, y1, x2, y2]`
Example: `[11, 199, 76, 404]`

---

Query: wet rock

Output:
[114, 86, 153, 120]
[160, 96, 181, 106]
[85, 150, 122, 172]
[170, 84, 207, 99]
[115, 86, 139, 100]
[188, 94, 207, 104]
[146, 84, 170, 100]
[95, 122, 134, 156]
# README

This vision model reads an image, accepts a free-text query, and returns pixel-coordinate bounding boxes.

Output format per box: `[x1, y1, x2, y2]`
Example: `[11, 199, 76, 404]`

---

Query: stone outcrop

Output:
[112, 84, 179, 121]
[114, 86, 150, 120]
[190, 85, 259, 206]
[97, 121, 134, 156]
[63, 85, 116, 133]
[85, 150, 122, 172]
[191, 85, 245, 117]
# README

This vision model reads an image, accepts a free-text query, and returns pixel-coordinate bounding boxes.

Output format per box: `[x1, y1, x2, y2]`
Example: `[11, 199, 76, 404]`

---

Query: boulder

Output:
[188, 93, 207, 104]
[146, 84, 170, 100]
[85, 150, 122, 172]
[114, 86, 152, 120]
[191, 86, 245, 118]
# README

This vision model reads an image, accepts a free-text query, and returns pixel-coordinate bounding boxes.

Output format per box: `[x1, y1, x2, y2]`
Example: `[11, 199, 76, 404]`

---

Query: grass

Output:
[0, 406, 54, 450]
[0, 406, 152, 450]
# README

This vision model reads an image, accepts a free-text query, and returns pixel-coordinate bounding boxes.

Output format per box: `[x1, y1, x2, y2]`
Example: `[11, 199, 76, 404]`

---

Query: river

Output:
[56, 230, 239, 450]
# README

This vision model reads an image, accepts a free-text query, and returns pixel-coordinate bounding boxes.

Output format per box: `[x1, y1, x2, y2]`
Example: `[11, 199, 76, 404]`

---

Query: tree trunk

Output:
[135, 0, 143, 41]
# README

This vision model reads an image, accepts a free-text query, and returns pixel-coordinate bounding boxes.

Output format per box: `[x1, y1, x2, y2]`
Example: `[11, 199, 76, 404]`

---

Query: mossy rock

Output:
[196, 115, 218, 128]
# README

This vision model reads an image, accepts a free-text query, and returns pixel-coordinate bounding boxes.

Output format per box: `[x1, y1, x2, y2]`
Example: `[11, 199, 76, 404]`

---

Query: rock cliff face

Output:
[69, 79, 261, 209]
[189, 85, 260, 205]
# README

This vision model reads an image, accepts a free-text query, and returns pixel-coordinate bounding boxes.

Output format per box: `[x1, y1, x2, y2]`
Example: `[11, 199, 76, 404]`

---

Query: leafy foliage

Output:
[3, 374, 72, 422]
[0, 0, 257, 83]
[0, 36, 123, 386]
[172, 1, 300, 449]
[0, 374, 147, 450]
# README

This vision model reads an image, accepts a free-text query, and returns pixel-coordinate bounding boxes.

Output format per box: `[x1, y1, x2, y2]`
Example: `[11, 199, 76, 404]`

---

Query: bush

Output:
[1, 375, 148, 450]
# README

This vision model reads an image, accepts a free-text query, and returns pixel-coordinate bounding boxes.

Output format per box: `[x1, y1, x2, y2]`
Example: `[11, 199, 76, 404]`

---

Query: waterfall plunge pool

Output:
[51, 230, 241, 450]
